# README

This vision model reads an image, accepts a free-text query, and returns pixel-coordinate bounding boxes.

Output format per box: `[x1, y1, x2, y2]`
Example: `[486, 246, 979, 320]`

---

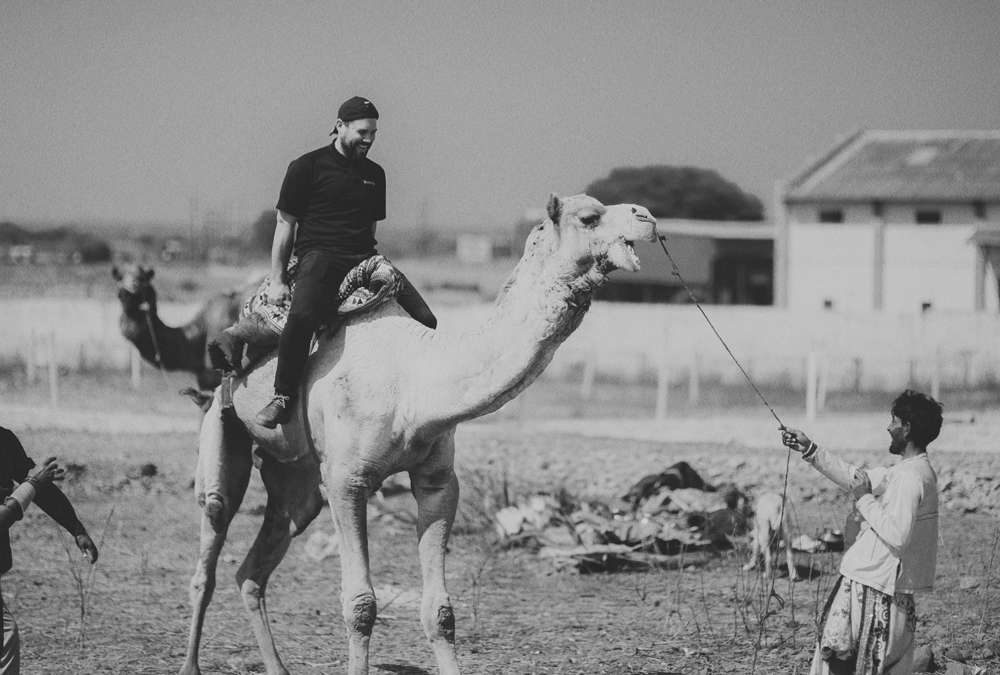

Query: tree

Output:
[585, 165, 764, 221]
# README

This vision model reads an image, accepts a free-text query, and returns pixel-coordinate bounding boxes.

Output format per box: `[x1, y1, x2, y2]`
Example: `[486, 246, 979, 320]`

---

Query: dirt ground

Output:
[1, 373, 999, 674]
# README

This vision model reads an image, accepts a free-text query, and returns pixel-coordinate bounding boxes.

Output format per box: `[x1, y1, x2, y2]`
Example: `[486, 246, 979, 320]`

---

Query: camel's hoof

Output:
[204, 496, 227, 533]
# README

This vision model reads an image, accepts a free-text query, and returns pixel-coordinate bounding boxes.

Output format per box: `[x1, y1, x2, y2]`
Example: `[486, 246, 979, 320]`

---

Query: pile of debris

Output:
[493, 462, 756, 573]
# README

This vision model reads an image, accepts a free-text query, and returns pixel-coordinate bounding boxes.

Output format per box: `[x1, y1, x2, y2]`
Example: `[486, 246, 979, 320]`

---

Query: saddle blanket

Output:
[244, 254, 403, 333]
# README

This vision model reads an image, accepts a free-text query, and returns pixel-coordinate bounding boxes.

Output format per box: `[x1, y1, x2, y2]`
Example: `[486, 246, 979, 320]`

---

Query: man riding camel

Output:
[221, 96, 436, 428]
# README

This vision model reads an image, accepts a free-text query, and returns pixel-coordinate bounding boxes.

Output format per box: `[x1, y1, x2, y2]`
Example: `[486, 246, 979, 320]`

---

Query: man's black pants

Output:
[273, 250, 437, 396]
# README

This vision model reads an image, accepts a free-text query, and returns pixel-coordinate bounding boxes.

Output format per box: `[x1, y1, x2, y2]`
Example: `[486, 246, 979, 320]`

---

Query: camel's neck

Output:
[423, 254, 605, 427]
[119, 304, 204, 370]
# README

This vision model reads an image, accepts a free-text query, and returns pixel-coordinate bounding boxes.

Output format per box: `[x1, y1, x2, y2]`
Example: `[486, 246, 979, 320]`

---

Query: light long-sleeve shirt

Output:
[804, 447, 938, 595]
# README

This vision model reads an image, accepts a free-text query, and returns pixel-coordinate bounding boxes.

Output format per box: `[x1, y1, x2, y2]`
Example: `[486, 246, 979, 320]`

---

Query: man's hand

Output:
[849, 469, 872, 501]
[780, 427, 812, 453]
[28, 457, 65, 485]
[265, 278, 291, 308]
[75, 531, 99, 564]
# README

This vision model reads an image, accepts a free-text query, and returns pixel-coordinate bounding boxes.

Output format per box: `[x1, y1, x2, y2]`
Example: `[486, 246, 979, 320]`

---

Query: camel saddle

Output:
[218, 255, 403, 409]
[245, 254, 403, 333]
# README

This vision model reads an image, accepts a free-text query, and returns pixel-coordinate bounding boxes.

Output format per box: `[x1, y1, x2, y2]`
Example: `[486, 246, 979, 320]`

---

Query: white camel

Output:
[179, 193, 658, 675]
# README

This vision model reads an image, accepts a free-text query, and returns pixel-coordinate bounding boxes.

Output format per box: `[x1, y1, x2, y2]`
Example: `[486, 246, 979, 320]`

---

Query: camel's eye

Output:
[580, 212, 601, 227]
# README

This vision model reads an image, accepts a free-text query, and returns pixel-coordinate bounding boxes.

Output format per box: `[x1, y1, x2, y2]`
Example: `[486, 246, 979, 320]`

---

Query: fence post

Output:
[26, 330, 36, 384]
[655, 321, 669, 420]
[47, 331, 59, 409]
[817, 350, 829, 412]
[580, 351, 596, 400]
[688, 350, 700, 406]
[806, 349, 818, 422]
[931, 349, 941, 401]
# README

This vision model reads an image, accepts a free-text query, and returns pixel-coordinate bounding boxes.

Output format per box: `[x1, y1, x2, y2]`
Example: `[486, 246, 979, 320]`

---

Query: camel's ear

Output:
[111, 266, 122, 281]
[546, 193, 562, 223]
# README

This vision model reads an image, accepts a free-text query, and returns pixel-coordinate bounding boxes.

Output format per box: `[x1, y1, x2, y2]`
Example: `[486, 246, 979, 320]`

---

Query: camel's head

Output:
[527, 193, 658, 277]
[112, 264, 157, 314]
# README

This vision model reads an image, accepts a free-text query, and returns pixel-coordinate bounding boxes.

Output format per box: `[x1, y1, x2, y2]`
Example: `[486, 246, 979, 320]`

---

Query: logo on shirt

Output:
[363, 180, 376, 187]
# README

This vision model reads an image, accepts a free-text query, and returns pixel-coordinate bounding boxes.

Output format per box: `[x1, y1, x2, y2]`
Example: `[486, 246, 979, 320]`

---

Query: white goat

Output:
[742, 492, 800, 582]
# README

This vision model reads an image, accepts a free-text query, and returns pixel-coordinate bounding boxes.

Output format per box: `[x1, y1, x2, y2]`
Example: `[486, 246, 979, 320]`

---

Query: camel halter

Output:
[654, 234, 793, 675]
[140, 299, 171, 387]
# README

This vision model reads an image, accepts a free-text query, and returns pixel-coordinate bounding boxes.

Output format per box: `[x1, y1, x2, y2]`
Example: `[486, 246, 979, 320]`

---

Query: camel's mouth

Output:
[606, 238, 641, 273]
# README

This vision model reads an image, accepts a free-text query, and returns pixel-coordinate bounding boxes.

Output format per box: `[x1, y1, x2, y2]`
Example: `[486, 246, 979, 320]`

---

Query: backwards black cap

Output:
[330, 96, 379, 135]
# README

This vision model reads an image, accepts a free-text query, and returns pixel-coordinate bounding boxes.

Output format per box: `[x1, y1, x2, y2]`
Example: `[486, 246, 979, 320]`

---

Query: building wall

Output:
[788, 223, 874, 310]
[883, 225, 979, 312]
[786, 199, 997, 313]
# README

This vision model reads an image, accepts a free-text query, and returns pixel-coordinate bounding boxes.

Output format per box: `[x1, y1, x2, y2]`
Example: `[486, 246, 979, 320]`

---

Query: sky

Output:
[2, 1, 999, 234]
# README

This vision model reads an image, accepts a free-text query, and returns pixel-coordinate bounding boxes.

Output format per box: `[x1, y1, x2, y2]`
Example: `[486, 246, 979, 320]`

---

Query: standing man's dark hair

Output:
[254, 96, 437, 428]
[1, 427, 98, 674]
[890, 389, 943, 448]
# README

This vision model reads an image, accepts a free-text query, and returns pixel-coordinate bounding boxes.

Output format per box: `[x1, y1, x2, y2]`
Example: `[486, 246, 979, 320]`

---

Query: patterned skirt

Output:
[811, 576, 917, 675]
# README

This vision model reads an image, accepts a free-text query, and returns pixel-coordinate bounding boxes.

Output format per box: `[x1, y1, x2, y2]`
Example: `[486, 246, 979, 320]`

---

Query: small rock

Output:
[983, 639, 1000, 656]
[959, 576, 980, 590]
[943, 646, 967, 663]
[912, 645, 934, 672]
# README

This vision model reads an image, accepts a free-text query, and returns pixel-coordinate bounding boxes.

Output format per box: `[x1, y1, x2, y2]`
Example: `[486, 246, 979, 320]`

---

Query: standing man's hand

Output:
[849, 469, 872, 501]
[780, 427, 813, 453]
[27, 457, 65, 485]
[75, 530, 99, 564]
[266, 278, 292, 308]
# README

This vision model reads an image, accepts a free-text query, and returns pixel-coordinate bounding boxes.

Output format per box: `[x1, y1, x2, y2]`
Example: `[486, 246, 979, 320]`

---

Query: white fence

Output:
[2, 299, 999, 395]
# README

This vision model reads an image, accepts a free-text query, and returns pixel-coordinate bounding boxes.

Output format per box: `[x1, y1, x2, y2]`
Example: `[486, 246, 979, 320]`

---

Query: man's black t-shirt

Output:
[0, 427, 36, 574]
[276, 144, 386, 257]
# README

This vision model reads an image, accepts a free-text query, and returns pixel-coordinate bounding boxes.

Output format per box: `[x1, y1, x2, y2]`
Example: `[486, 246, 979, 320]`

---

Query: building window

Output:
[915, 209, 942, 224]
[818, 209, 844, 223]
[823, 299, 834, 310]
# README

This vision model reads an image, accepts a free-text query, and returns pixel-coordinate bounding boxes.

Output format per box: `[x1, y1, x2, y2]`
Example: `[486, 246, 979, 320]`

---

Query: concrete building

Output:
[774, 130, 1000, 313]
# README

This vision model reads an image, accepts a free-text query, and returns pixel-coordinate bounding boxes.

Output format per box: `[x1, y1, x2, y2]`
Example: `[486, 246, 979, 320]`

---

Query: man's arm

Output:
[34, 482, 98, 563]
[0, 458, 63, 531]
[855, 472, 922, 557]
[265, 210, 297, 306]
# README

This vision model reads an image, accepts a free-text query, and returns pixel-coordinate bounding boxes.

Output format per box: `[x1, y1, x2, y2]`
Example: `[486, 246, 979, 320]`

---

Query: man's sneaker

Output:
[255, 394, 292, 428]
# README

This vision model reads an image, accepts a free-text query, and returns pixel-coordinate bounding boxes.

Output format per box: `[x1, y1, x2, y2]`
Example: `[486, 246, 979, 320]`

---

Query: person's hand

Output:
[266, 278, 291, 308]
[27, 457, 64, 485]
[849, 469, 872, 501]
[780, 427, 812, 453]
[75, 531, 99, 564]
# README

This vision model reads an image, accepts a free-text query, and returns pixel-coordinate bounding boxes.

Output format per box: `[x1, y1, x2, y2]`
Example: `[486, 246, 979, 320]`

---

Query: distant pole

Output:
[26, 330, 36, 384]
[47, 331, 59, 409]
[931, 349, 941, 401]
[655, 320, 669, 420]
[580, 352, 596, 400]
[131, 346, 142, 388]
[817, 350, 828, 412]
[688, 351, 700, 406]
[805, 350, 818, 422]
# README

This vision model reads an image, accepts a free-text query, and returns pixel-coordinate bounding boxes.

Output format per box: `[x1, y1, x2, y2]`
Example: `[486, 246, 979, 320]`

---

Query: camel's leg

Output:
[326, 463, 378, 675]
[236, 457, 324, 675]
[180, 403, 253, 675]
[410, 439, 461, 675]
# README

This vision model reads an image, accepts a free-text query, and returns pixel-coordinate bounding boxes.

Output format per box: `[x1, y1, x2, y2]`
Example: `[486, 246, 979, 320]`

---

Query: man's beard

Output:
[345, 141, 370, 159]
[889, 435, 906, 455]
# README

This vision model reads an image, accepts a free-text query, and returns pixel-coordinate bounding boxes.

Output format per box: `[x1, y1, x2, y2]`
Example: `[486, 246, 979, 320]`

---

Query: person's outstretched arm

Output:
[34, 478, 98, 563]
[0, 457, 64, 530]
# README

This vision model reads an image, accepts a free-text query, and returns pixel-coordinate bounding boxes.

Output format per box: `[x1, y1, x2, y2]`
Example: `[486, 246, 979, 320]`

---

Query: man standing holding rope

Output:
[781, 389, 941, 675]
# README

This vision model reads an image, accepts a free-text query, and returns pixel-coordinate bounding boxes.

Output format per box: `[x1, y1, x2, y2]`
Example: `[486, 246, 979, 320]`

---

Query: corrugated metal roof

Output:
[785, 130, 1000, 202]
